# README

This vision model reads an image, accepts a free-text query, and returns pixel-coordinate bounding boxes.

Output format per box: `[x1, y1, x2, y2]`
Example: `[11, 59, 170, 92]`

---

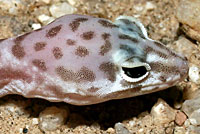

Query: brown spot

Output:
[101, 33, 111, 40]
[120, 19, 133, 25]
[154, 41, 185, 60]
[56, 66, 74, 81]
[56, 66, 96, 82]
[0, 67, 32, 83]
[66, 39, 76, 46]
[52, 47, 63, 59]
[99, 62, 117, 82]
[69, 17, 88, 32]
[34, 42, 47, 51]
[46, 25, 62, 38]
[81, 31, 95, 40]
[159, 76, 167, 82]
[32, 59, 47, 71]
[150, 62, 179, 74]
[118, 34, 139, 43]
[98, 19, 118, 28]
[87, 86, 100, 93]
[14, 32, 30, 45]
[75, 46, 89, 57]
[12, 44, 25, 59]
[76, 67, 96, 82]
[99, 40, 112, 56]
[145, 46, 168, 59]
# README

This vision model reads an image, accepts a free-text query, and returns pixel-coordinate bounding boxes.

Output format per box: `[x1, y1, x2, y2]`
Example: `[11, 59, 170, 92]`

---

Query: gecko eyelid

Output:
[121, 63, 150, 82]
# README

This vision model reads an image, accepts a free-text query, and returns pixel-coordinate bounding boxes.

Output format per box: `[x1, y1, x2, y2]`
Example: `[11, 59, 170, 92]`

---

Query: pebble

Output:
[36, 0, 51, 4]
[187, 125, 200, 134]
[174, 126, 186, 134]
[31, 23, 42, 30]
[145, 2, 155, 11]
[67, 0, 76, 6]
[150, 98, 176, 125]
[0, 0, 24, 15]
[176, 0, 200, 42]
[39, 106, 69, 131]
[175, 111, 187, 126]
[189, 65, 200, 84]
[114, 122, 131, 134]
[182, 97, 200, 117]
[37, 14, 55, 25]
[107, 127, 115, 133]
[189, 109, 200, 126]
[32, 118, 39, 125]
[2, 102, 26, 117]
[49, 2, 76, 18]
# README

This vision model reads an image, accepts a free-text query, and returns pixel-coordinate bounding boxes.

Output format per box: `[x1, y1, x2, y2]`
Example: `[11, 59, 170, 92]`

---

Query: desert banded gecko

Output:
[0, 14, 188, 105]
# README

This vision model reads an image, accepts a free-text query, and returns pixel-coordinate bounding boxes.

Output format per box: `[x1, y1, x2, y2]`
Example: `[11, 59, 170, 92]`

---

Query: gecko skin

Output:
[0, 14, 188, 105]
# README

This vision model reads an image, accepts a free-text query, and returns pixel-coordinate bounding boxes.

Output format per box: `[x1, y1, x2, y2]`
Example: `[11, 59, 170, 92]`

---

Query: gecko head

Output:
[111, 39, 188, 99]
[109, 16, 189, 99]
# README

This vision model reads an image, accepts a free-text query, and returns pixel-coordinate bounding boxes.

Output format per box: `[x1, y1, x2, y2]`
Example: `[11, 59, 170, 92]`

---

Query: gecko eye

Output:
[122, 66, 147, 78]
[121, 63, 151, 82]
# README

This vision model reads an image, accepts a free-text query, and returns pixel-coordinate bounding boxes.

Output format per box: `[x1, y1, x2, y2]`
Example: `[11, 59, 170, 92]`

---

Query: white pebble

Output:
[49, 2, 76, 18]
[189, 65, 200, 84]
[36, 0, 51, 4]
[151, 98, 176, 125]
[189, 109, 200, 126]
[32, 118, 39, 125]
[39, 106, 69, 131]
[145, 2, 155, 10]
[37, 14, 55, 25]
[67, 0, 76, 6]
[32, 23, 41, 30]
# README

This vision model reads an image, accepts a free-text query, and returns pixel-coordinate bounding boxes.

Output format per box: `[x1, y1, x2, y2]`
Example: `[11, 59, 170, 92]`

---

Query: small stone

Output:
[49, 2, 76, 18]
[114, 122, 131, 134]
[182, 97, 200, 117]
[32, 118, 39, 125]
[32, 23, 41, 30]
[176, 0, 200, 42]
[187, 125, 200, 134]
[0, 0, 24, 15]
[37, 14, 55, 25]
[67, 0, 76, 6]
[145, 2, 155, 11]
[39, 106, 69, 131]
[36, 0, 51, 4]
[189, 65, 200, 84]
[128, 120, 136, 127]
[107, 127, 115, 133]
[175, 111, 187, 126]
[174, 126, 186, 134]
[184, 119, 191, 127]
[150, 98, 176, 125]
[189, 109, 200, 126]
[3, 102, 26, 117]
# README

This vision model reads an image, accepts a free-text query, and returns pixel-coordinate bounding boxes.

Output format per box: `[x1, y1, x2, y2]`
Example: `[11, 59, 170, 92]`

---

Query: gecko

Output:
[0, 14, 188, 105]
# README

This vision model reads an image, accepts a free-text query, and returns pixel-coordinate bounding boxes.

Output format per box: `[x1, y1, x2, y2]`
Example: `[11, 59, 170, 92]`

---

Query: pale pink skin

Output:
[0, 14, 188, 105]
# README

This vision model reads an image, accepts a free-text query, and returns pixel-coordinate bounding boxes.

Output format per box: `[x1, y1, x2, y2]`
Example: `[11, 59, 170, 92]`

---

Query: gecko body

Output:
[0, 15, 188, 105]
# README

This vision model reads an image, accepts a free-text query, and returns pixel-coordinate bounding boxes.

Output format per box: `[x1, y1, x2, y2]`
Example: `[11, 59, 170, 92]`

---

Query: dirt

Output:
[0, 0, 196, 134]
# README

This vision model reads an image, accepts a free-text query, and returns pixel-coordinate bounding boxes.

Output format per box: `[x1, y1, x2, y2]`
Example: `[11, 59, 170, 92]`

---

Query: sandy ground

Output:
[0, 0, 196, 133]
